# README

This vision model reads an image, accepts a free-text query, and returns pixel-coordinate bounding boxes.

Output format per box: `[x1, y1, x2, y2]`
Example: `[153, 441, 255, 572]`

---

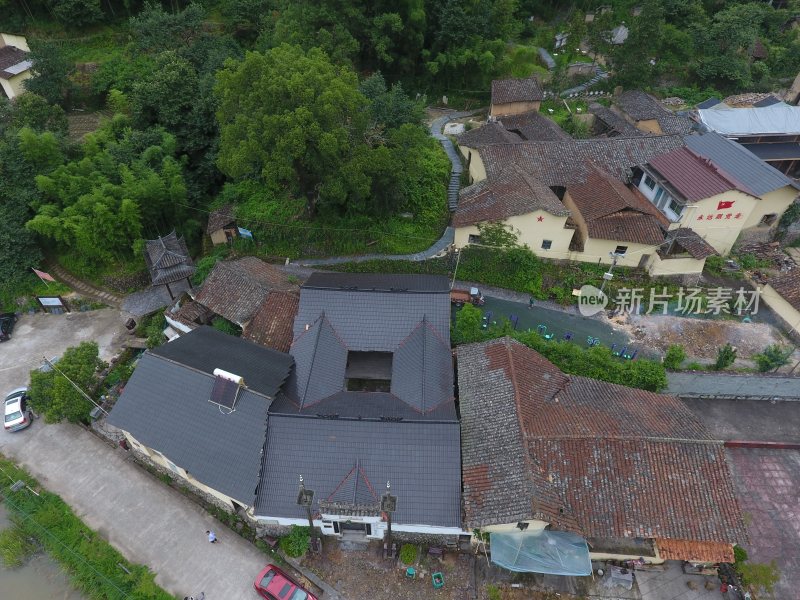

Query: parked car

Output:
[4, 387, 33, 432]
[254, 564, 317, 600]
[0, 313, 17, 342]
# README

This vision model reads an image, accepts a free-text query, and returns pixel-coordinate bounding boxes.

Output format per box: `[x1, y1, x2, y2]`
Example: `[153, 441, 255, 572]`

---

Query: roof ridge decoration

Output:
[322, 458, 380, 510]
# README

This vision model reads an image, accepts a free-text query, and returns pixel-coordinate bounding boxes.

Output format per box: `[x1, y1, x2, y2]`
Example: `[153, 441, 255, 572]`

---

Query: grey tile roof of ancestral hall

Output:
[491, 76, 544, 105]
[254, 415, 462, 527]
[683, 131, 799, 195]
[107, 352, 280, 505]
[457, 122, 524, 148]
[589, 103, 644, 137]
[143, 230, 195, 285]
[497, 112, 571, 141]
[614, 91, 694, 135]
[149, 326, 293, 398]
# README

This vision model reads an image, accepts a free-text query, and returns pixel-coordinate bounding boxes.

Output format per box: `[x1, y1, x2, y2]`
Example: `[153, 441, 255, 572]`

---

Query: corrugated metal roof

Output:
[648, 146, 752, 201]
[684, 131, 798, 195]
[254, 415, 462, 528]
[107, 354, 271, 505]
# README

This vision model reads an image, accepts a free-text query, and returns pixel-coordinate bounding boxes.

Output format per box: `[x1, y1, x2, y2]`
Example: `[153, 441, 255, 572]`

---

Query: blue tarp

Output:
[490, 530, 592, 576]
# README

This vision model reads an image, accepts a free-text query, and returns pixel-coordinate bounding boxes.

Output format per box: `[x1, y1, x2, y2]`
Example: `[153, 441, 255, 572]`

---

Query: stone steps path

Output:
[47, 262, 124, 308]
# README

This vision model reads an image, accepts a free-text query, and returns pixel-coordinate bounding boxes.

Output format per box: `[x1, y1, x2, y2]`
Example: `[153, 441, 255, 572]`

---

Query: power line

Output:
[42, 356, 108, 417]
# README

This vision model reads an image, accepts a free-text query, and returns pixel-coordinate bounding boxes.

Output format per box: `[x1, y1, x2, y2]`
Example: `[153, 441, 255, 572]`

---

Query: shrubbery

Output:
[279, 525, 310, 558]
[399, 543, 417, 565]
[663, 345, 686, 370]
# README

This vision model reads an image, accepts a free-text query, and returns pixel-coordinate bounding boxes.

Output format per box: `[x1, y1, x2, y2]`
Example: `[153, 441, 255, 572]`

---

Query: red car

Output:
[254, 564, 318, 600]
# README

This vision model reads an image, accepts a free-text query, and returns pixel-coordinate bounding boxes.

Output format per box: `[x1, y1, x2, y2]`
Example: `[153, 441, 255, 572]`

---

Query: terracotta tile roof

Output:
[498, 112, 571, 141]
[457, 122, 522, 148]
[0, 45, 29, 79]
[660, 228, 717, 260]
[615, 91, 693, 134]
[206, 203, 235, 234]
[454, 164, 569, 226]
[478, 135, 685, 186]
[567, 163, 667, 245]
[194, 257, 296, 326]
[647, 147, 755, 202]
[769, 269, 800, 311]
[491, 76, 543, 105]
[656, 538, 734, 563]
[170, 299, 214, 329]
[457, 337, 747, 546]
[242, 291, 300, 353]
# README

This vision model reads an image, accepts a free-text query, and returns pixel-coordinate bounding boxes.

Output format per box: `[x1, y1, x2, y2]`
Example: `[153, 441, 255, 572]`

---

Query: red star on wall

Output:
[537, 216, 544, 222]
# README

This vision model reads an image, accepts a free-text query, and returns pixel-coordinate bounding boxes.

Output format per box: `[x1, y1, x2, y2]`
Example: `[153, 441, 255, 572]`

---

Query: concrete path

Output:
[667, 372, 800, 400]
[682, 398, 800, 443]
[48, 262, 124, 309]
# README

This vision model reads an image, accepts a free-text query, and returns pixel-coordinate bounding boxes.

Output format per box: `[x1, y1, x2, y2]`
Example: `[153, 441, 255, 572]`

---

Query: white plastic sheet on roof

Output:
[698, 102, 800, 136]
[490, 530, 592, 576]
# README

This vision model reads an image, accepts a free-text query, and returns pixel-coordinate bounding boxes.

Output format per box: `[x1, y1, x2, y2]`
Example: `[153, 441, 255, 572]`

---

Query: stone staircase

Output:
[47, 262, 124, 308]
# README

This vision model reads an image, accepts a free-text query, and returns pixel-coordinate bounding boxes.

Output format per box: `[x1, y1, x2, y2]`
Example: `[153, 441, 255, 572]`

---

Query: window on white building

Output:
[643, 175, 656, 190]
[541, 240, 552, 250]
[614, 245, 628, 256]
[668, 199, 684, 216]
[468, 234, 482, 244]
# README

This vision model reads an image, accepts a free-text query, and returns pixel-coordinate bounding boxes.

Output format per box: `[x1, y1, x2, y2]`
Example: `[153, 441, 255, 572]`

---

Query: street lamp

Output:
[297, 475, 320, 552]
[381, 481, 397, 549]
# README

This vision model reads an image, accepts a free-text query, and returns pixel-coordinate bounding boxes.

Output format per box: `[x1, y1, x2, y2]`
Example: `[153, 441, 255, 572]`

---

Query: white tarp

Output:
[698, 102, 800, 136]
[490, 530, 592, 576]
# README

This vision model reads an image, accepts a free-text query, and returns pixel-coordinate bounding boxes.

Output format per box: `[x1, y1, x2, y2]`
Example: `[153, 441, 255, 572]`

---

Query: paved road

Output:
[667, 372, 800, 400]
[0, 311, 274, 600]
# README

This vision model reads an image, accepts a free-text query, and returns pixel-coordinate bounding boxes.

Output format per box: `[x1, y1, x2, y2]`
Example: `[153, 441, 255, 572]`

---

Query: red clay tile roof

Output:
[769, 269, 800, 311]
[567, 163, 667, 245]
[242, 291, 300, 353]
[193, 257, 297, 326]
[454, 164, 569, 226]
[660, 228, 717, 260]
[457, 122, 522, 148]
[457, 337, 747, 547]
[206, 203, 235, 234]
[648, 147, 755, 202]
[656, 538, 734, 563]
[498, 112, 570, 141]
[491, 76, 543, 105]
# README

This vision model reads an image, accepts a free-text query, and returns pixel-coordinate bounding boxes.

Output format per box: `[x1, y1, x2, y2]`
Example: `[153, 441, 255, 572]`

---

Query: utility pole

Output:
[599, 252, 621, 294]
[297, 475, 320, 552]
[381, 481, 397, 551]
[450, 248, 461, 290]
[43, 356, 108, 416]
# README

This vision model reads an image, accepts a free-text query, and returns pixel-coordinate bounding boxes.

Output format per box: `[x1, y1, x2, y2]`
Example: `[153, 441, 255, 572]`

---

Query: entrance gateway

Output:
[335, 521, 372, 537]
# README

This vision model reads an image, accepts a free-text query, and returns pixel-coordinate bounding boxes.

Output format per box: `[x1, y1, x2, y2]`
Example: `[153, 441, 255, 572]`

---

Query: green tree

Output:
[753, 344, 793, 373]
[23, 40, 75, 106]
[360, 72, 424, 131]
[714, 343, 737, 370]
[130, 2, 205, 53]
[215, 45, 369, 214]
[453, 303, 485, 344]
[476, 222, 520, 248]
[0, 94, 67, 136]
[663, 344, 686, 370]
[49, 0, 104, 27]
[28, 342, 105, 423]
[611, 0, 665, 88]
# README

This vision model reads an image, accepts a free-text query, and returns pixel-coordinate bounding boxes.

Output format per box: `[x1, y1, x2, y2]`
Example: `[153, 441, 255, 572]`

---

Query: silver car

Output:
[4, 387, 33, 432]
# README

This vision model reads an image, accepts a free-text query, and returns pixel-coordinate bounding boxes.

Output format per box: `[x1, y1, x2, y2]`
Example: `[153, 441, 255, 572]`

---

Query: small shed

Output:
[207, 204, 237, 245]
[144, 231, 195, 300]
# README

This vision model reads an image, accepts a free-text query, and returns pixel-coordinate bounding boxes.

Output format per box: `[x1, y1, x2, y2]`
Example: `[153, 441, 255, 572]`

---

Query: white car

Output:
[4, 387, 33, 432]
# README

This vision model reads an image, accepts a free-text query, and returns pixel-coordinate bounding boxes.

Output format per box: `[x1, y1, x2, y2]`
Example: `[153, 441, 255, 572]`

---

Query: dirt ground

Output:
[302, 541, 475, 600]
[610, 313, 789, 361]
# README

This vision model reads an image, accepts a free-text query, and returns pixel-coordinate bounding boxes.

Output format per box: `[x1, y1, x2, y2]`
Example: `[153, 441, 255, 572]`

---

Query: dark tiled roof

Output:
[457, 338, 747, 546]
[143, 231, 195, 285]
[697, 97, 722, 110]
[241, 291, 299, 353]
[498, 112, 571, 141]
[286, 315, 349, 408]
[491, 76, 543, 105]
[478, 135, 685, 187]
[567, 164, 667, 245]
[753, 95, 781, 108]
[648, 146, 755, 202]
[254, 415, 462, 528]
[302, 272, 450, 293]
[206, 203, 235, 234]
[589, 103, 644, 137]
[454, 164, 569, 226]
[615, 91, 693, 134]
[0, 45, 29, 79]
[660, 228, 717, 260]
[457, 122, 522, 148]
[769, 269, 800, 311]
[194, 257, 296, 326]
[107, 353, 273, 505]
[684, 131, 798, 195]
[149, 326, 293, 398]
